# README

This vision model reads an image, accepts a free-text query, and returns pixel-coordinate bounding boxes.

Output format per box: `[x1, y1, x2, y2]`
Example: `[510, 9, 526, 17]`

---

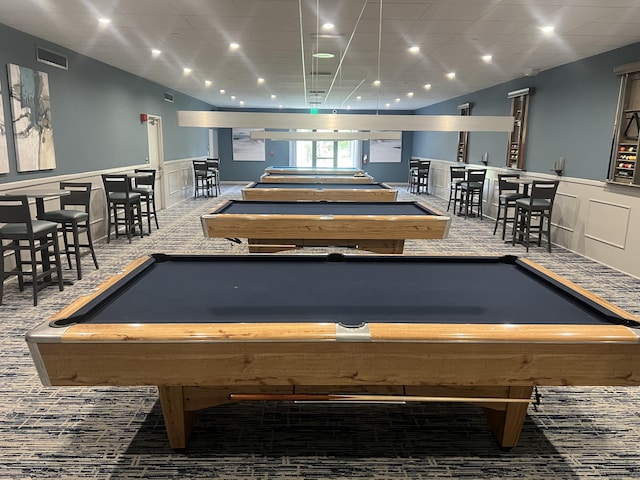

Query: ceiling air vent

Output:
[309, 90, 326, 94]
[308, 72, 332, 77]
[36, 46, 68, 70]
[164, 92, 175, 103]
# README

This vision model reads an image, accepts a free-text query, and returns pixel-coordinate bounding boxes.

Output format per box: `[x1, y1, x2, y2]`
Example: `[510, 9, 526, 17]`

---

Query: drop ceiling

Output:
[2, 0, 640, 111]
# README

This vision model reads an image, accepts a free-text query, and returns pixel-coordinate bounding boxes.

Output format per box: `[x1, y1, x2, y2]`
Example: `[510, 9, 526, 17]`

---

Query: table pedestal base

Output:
[247, 238, 405, 254]
[158, 384, 533, 450]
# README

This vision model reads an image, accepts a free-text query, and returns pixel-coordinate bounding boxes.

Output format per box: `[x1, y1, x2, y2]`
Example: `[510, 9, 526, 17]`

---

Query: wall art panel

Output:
[8, 64, 56, 171]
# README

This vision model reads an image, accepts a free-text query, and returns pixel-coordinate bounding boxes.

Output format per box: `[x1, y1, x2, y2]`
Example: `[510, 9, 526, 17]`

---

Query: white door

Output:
[209, 128, 218, 158]
[147, 116, 165, 209]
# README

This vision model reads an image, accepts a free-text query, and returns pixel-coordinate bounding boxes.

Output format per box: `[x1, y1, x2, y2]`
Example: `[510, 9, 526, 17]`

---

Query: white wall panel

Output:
[585, 199, 631, 249]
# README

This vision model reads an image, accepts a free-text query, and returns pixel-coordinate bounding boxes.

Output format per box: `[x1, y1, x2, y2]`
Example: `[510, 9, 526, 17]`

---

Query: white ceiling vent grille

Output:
[164, 92, 175, 103]
[36, 46, 68, 70]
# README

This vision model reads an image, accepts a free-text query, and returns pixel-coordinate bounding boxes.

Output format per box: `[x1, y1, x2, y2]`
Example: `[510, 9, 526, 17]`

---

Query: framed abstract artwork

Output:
[369, 138, 401, 163]
[7, 64, 57, 171]
[232, 128, 265, 161]
[0, 79, 8, 174]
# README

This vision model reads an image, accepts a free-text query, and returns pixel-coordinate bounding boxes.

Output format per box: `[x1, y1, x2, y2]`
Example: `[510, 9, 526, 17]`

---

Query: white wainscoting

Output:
[585, 199, 630, 250]
[0, 157, 204, 242]
[419, 158, 640, 278]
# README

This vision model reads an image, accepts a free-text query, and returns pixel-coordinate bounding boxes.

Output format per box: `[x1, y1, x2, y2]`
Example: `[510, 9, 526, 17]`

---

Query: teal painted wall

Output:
[5, 19, 639, 185]
[412, 42, 640, 180]
[214, 108, 414, 182]
[0, 23, 211, 183]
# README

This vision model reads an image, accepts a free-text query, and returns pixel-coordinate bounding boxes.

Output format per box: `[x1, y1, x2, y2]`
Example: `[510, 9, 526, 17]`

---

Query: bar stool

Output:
[512, 180, 559, 252]
[415, 160, 430, 194]
[0, 195, 64, 305]
[459, 168, 487, 219]
[407, 159, 420, 192]
[193, 160, 213, 198]
[205, 159, 221, 196]
[38, 182, 99, 280]
[102, 174, 143, 243]
[493, 174, 527, 240]
[447, 166, 467, 213]
[133, 169, 159, 233]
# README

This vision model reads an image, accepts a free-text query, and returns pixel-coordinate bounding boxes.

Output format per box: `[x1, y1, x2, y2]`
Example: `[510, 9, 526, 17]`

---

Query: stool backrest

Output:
[418, 160, 430, 172]
[498, 174, 521, 194]
[530, 180, 559, 202]
[450, 166, 466, 181]
[59, 182, 92, 211]
[0, 195, 34, 234]
[206, 159, 219, 170]
[134, 169, 156, 187]
[466, 168, 486, 183]
[409, 159, 420, 170]
[101, 174, 131, 194]
[193, 160, 208, 175]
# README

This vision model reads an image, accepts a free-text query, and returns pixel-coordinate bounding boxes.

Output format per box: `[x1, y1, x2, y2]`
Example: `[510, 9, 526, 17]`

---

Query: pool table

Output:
[200, 200, 450, 253]
[264, 166, 364, 175]
[241, 181, 398, 202]
[260, 173, 375, 183]
[26, 253, 640, 450]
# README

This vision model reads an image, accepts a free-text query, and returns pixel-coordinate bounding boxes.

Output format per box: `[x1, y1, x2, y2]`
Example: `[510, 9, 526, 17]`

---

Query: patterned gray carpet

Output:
[2, 184, 640, 479]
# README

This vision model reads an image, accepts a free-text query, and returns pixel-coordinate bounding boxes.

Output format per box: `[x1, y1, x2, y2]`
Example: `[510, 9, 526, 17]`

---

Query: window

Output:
[291, 130, 360, 167]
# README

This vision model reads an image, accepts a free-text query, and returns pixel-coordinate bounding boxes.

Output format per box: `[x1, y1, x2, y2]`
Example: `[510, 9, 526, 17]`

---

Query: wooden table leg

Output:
[158, 385, 196, 450]
[482, 385, 533, 449]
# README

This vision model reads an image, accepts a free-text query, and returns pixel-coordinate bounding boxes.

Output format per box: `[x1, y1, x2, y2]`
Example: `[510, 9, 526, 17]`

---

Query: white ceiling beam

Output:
[177, 111, 514, 132]
[249, 130, 402, 141]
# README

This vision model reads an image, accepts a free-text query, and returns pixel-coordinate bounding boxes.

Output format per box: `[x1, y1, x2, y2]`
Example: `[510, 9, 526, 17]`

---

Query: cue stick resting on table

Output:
[229, 393, 535, 404]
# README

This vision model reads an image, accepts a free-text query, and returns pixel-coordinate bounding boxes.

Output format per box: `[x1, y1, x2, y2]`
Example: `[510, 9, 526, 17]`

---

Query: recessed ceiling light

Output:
[151, 49, 162, 57]
[313, 52, 335, 59]
[385, 103, 391, 108]
[373, 80, 381, 86]
[408, 46, 420, 54]
[271, 94, 277, 99]
[346, 105, 351, 109]
[229, 42, 240, 50]
[219, 89, 225, 94]
[540, 25, 554, 35]
[98, 17, 111, 25]
[482, 54, 492, 63]
[231, 95, 236, 100]
[356, 96, 362, 100]
[407, 92, 414, 98]
[395, 98, 400, 103]
[257, 77, 265, 84]
[321, 23, 335, 30]
[239, 100, 244, 105]
[204, 80, 212, 87]
[423, 83, 432, 90]
[279, 105, 283, 109]
[446, 72, 456, 79]
[183, 67, 192, 75]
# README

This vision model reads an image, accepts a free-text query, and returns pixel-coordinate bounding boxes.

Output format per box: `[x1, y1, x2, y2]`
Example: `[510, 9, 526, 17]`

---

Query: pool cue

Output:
[229, 393, 534, 404]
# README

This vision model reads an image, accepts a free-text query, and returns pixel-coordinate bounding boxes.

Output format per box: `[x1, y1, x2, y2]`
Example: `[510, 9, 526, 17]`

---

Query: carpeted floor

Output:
[2, 184, 640, 479]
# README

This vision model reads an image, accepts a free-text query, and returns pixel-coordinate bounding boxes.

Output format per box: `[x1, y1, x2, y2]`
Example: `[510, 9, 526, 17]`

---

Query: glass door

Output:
[292, 130, 360, 168]
[315, 140, 335, 168]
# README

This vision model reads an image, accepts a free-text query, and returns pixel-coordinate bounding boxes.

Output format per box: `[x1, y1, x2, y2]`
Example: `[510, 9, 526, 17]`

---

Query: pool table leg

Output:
[355, 239, 404, 254]
[158, 385, 196, 450]
[482, 385, 533, 449]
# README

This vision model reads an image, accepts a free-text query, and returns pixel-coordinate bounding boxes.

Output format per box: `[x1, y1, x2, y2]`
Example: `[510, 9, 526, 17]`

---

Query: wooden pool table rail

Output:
[241, 182, 398, 202]
[201, 200, 451, 254]
[259, 174, 375, 183]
